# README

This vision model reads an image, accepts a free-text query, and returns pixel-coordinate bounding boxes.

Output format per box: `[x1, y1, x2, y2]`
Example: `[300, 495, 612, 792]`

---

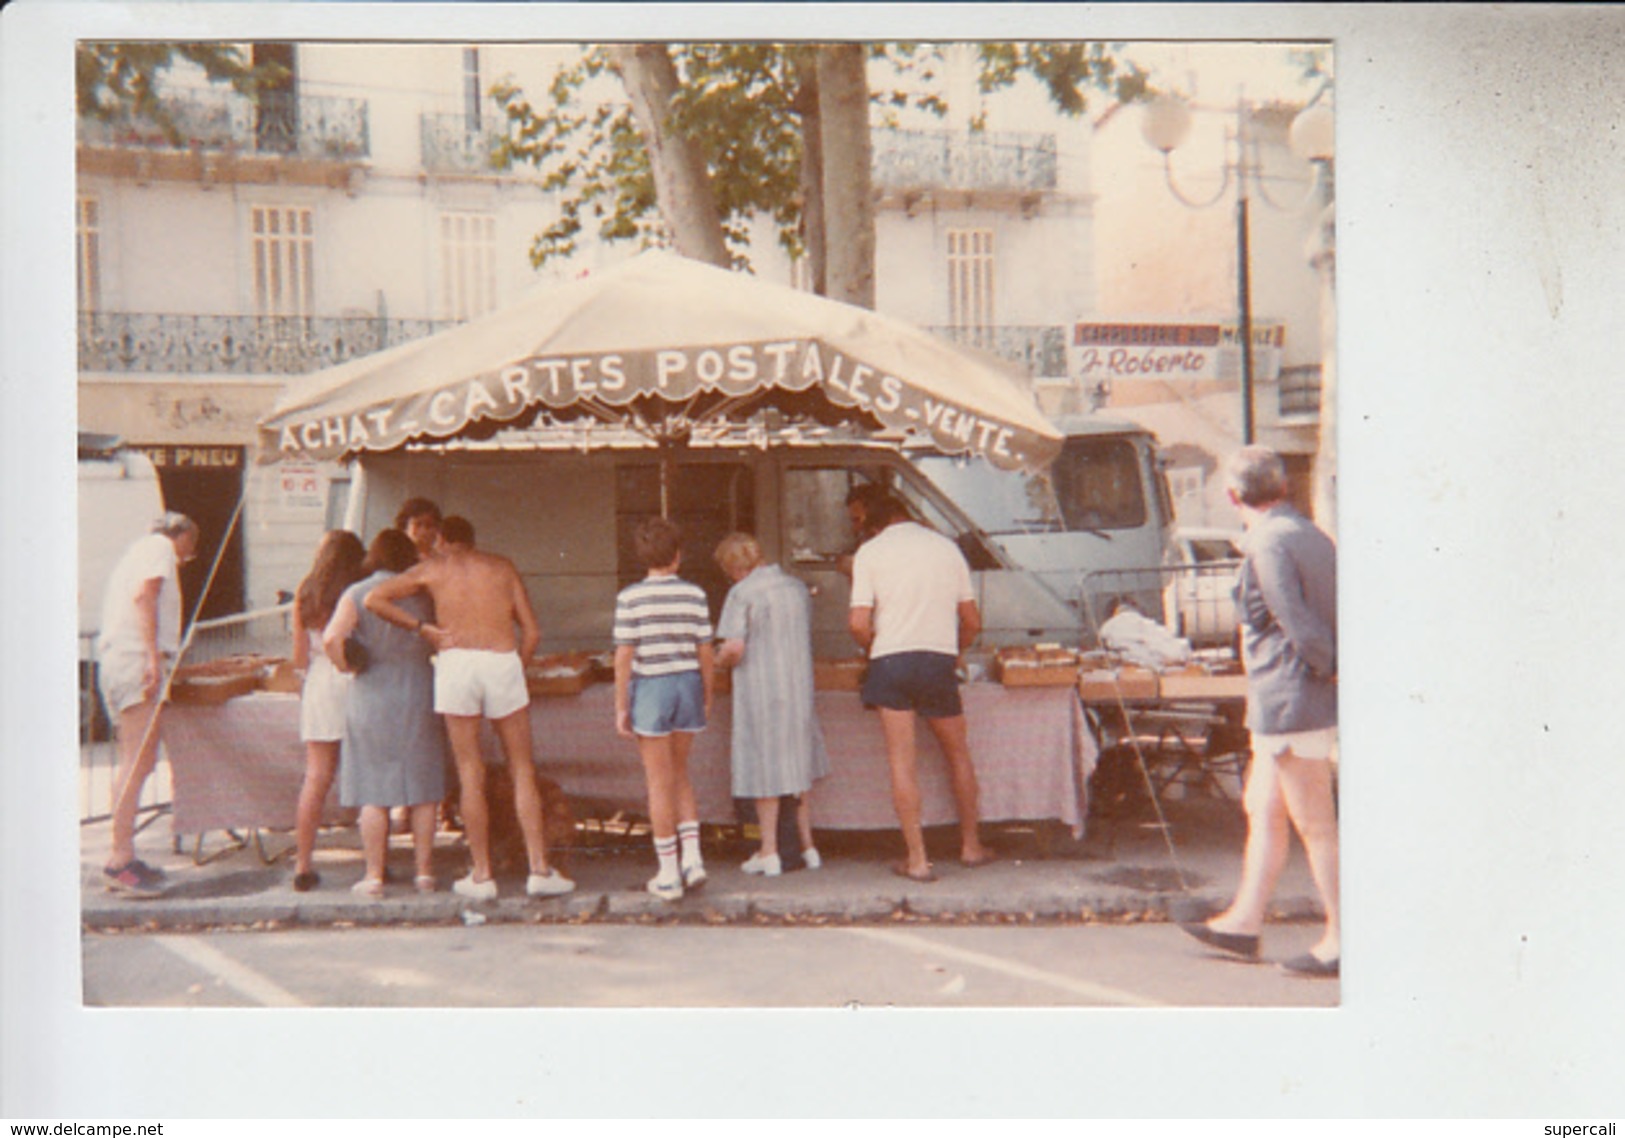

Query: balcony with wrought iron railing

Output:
[873, 128, 1058, 194]
[79, 311, 454, 376]
[78, 88, 370, 162]
[420, 112, 512, 174]
[925, 325, 1068, 379]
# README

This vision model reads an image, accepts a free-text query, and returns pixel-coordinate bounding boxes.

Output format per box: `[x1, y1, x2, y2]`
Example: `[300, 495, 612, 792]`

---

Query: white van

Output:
[340, 416, 1174, 657]
[79, 433, 165, 736]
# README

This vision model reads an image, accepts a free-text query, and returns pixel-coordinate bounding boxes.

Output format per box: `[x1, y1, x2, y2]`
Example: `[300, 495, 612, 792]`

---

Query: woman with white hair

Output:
[1179, 446, 1340, 976]
[714, 532, 830, 877]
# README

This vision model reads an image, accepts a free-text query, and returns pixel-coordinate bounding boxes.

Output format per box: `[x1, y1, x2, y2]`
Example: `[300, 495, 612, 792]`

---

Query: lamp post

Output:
[1140, 90, 1334, 448]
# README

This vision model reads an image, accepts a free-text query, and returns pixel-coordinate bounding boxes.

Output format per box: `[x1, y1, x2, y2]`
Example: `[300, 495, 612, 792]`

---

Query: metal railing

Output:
[873, 127, 1058, 192]
[184, 604, 296, 665]
[925, 324, 1068, 378]
[79, 311, 453, 375]
[79, 88, 370, 161]
[420, 112, 510, 173]
[1083, 562, 1243, 661]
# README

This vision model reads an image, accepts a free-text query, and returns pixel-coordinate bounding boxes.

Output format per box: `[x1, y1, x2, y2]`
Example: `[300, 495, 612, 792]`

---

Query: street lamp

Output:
[1140, 90, 1333, 446]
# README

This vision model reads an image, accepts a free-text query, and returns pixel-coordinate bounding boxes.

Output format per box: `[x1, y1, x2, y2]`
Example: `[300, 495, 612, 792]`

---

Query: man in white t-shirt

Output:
[97, 512, 198, 897]
[849, 492, 994, 882]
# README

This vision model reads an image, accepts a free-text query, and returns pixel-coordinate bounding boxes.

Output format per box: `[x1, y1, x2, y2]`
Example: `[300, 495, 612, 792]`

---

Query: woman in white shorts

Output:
[290, 530, 367, 891]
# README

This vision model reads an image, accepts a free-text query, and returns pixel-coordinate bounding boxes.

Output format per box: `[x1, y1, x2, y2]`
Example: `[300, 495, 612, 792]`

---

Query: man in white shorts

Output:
[366, 515, 574, 901]
[97, 512, 199, 897]
[1178, 447, 1339, 977]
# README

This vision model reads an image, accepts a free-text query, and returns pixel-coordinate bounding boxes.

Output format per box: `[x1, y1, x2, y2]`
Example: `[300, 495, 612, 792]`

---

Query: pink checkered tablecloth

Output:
[161, 683, 1098, 836]
[529, 683, 1097, 831]
[162, 692, 346, 836]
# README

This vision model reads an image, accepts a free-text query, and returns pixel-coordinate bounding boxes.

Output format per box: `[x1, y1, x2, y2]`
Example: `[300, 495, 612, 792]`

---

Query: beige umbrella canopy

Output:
[259, 251, 1062, 472]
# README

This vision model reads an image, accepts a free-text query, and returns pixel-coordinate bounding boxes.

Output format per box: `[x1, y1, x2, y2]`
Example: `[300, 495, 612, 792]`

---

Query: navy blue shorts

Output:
[630, 671, 707, 737]
[861, 651, 963, 719]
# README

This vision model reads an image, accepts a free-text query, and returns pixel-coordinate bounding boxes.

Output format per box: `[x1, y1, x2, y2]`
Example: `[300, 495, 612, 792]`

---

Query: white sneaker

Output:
[801, 847, 822, 871]
[526, 869, 576, 897]
[741, 852, 782, 877]
[681, 862, 708, 890]
[647, 875, 683, 902]
[452, 873, 498, 901]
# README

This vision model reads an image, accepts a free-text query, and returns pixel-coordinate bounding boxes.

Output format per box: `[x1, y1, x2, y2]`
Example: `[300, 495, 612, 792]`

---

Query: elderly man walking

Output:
[1179, 446, 1339, 977]
[98, 512, 199, 897]
[365, 515, 574, 901]
[849, 491, 994, 882]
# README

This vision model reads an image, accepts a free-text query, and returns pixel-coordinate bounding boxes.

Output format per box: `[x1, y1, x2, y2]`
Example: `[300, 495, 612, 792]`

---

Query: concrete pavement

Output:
[80, 792, 1326, 932]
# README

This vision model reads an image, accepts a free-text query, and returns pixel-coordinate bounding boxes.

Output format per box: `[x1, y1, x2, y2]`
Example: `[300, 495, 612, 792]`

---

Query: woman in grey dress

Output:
[322, 528, 447, 896]
[714, 532, 830, 877]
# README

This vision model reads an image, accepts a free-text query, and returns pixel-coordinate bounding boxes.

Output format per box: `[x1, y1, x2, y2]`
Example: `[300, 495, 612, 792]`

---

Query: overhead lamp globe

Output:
[1140, 95, 1193, 154]
[1289, 103, 1335, 161]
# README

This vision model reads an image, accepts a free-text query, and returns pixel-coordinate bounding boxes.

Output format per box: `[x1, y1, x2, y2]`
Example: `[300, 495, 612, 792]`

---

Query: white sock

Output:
[677, 821, 703, 868]
[654, 835, 680, 881]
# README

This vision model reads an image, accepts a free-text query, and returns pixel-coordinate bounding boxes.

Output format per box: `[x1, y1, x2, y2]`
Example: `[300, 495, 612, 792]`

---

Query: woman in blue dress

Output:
[714, 532, 830, 877]
[322, 528, 447, 896]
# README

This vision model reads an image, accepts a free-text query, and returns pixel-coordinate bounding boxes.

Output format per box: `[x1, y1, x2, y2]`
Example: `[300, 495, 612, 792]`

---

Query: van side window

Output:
[1053, 437, 1148, 531]
[784, 468, 861, 564]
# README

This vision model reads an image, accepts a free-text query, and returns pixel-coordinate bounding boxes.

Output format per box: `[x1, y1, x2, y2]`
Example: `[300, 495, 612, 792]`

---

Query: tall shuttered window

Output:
[251, 205, 315, 316]
[947, 228, 995, 349]
[439, 212, 498, 321]
[463, 47, 483, 131]
[77, 196, 102, 312]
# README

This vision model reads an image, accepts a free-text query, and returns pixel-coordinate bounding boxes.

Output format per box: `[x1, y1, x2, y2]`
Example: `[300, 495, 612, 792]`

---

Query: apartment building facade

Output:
[76, 41, 1108, 619]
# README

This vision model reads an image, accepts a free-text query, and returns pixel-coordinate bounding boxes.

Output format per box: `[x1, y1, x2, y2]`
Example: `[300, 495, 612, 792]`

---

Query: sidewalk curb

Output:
[81, 888, 1325, 931]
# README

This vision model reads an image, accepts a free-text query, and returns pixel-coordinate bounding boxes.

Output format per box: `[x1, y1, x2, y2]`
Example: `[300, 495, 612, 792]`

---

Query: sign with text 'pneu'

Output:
[1072, 320, 1284, 383]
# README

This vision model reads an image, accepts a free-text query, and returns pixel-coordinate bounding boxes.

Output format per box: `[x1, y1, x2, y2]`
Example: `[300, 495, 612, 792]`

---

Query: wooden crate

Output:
[814, 659, 866, 692]
[525, 653, 594, 698]
[259, 658, 302, 694]
[1077, 666, 1159, 702]
[1156, 670, 1248, 701]
[995, 647, 1080, 688]
[170, 654, 278, 705]
[170, 671, 263, 705]
[997, 661, 1081, 688]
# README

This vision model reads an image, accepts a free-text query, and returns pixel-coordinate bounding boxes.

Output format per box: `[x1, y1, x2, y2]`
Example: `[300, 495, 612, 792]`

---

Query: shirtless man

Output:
[365, 515, 574, 900]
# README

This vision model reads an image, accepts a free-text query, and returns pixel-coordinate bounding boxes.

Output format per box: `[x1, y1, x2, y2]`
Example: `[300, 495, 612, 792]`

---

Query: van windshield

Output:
[913, 435, 1148, 535]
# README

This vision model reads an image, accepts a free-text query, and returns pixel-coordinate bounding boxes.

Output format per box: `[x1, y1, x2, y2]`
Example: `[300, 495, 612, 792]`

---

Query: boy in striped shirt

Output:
[613, 516, 716, 900]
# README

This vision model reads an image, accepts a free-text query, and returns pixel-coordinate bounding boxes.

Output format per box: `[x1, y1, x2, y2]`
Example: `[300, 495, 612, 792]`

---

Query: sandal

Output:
[350, 877, 385, 898]
[891, 861, 938, 884]
[414, 875, 437, 894]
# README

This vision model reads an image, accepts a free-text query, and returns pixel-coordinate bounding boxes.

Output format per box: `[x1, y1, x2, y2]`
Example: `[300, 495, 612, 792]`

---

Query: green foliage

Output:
[976, 42, 1150, 115]
[495, 42, 1145, 270]
[76, 43, 286, 142]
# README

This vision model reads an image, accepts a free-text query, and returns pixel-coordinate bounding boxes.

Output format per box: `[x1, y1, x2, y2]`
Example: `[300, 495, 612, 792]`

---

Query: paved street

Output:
[83, 922, 1337, 1008]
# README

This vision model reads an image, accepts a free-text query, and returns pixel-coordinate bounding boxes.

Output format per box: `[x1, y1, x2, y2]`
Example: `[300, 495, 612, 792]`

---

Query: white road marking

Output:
[154, 935, 306, 1008]
[846, 927, 1168, 1007]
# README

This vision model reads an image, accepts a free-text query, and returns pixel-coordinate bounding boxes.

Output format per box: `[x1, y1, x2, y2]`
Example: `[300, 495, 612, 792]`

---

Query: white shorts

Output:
[299, 654, 351, 743]
[97, 646, 171, 715]
[433, 649, 529, 720]
[1254, 726, 1338, 763]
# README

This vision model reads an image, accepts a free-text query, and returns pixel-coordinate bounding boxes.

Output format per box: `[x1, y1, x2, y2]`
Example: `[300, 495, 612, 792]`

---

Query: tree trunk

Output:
[607, 44, 730, 268]
[816, 44, 875, 309]
[792, 65, 828, 296]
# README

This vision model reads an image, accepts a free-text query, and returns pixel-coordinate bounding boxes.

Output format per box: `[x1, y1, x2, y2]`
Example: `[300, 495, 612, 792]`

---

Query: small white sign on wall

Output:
[277, 463, 325, 511]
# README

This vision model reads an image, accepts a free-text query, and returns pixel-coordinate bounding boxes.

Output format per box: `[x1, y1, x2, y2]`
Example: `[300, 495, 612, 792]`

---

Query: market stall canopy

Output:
[257, 251, 1062, 472]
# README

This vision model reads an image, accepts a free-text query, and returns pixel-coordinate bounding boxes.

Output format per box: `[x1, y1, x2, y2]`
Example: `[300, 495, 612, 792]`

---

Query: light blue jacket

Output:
[1235, 505, 1337, 734]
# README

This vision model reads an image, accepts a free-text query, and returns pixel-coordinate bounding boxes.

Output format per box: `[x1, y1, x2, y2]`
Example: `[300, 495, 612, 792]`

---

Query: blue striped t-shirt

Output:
[613, 575, 714, 677]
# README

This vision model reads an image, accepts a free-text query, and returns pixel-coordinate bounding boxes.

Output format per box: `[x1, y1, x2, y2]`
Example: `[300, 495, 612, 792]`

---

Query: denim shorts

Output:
[861, 651, 963, 719]
[630, 670, 707, 737]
